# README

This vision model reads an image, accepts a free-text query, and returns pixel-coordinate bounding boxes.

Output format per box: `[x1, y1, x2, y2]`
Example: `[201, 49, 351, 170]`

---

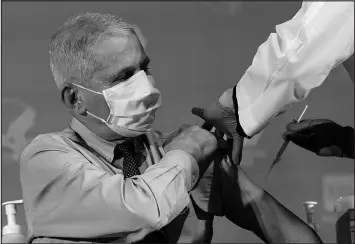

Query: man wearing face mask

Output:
[19, 11, 327, 244]
[20, 12, 228, 243]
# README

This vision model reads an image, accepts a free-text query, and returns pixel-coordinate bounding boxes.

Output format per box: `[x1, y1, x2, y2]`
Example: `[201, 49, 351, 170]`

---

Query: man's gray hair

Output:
[49, 12, 135, 89]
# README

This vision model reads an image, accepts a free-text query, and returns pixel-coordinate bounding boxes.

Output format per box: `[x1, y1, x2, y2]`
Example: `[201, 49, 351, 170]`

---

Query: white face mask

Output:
[73, 70, 162, 137]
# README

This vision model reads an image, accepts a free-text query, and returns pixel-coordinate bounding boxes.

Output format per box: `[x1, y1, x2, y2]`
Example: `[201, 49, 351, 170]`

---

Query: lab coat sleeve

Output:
[235, 1, 354, 137]
[20, 142, 198, 240]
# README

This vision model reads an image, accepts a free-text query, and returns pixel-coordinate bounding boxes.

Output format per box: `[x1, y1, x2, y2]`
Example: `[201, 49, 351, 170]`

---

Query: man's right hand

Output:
[163, 125, 228, 177]
[283, 119, 354, 159]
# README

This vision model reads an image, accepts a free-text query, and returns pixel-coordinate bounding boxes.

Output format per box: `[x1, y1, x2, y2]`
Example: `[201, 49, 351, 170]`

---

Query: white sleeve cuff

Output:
[161, 150, 199, 190]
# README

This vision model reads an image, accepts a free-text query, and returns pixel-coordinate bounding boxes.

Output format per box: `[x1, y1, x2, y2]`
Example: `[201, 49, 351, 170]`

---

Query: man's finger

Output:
[232, 136, 244, 165]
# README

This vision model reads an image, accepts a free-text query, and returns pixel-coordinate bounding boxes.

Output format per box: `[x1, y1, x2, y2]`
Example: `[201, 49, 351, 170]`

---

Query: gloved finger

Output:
[286, 120, 314, 132]
[318, 146, 343, 157]
[282, 132, 294, 141]
[231, 135, 244, 165]
[282, 130, 309, 140]
[192, 107, 206, 121]
[286, 119, 334, 132]
[287, 133, 317, 153]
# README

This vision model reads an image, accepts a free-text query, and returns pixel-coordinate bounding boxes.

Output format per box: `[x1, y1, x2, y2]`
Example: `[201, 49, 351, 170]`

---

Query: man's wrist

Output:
[162, 149, 200, 190]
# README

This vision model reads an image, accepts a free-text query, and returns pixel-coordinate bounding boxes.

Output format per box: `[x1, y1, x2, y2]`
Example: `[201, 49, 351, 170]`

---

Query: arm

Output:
[20, 147, 198, 242]
[233, 1, 354, 137]
[235, 167, 323, 243]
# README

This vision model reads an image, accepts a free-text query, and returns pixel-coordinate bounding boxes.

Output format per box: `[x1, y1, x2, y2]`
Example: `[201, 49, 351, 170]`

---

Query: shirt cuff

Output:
[232, 85, 253, 138]
[238, 107, 262, 138]
[163, 150, 199, 190]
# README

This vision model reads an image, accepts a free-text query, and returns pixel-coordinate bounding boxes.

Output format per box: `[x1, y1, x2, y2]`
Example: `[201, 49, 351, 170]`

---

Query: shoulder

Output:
[20, 129, 83, 182]
[21, 129, 76, 162]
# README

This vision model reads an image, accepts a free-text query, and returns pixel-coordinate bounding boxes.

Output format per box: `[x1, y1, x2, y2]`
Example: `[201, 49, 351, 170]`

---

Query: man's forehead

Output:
[90, 34, 148, 83]
[93, 34, 143, 64]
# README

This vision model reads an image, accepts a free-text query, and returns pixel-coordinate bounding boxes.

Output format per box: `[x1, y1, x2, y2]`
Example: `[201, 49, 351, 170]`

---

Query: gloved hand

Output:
[164, 124, 229, 179]
[283, 119, 354, 158]
[191, 88, 244, 165]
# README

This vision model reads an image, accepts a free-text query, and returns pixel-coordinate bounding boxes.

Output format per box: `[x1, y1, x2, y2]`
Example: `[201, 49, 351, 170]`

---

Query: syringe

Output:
[265, 105, 309, 179]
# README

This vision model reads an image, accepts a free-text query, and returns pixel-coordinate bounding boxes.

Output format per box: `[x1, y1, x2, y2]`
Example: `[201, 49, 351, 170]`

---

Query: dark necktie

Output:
[114, 143, 140, 178]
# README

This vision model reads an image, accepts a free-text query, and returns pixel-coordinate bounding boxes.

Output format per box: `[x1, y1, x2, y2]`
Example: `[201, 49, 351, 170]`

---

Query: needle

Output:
[265, 105, 309, 179]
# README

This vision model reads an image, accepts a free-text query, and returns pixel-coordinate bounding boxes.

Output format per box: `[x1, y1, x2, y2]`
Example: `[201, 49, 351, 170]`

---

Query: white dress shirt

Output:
[20, 119, 199, 243]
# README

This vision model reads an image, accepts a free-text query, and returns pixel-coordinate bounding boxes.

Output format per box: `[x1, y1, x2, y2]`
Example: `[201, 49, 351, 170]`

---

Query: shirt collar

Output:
[70, 118, 146, 163]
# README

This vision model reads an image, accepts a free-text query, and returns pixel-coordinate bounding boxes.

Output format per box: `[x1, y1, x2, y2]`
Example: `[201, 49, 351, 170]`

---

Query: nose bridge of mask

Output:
[102, 70, 161, 118]
[102, 70, 151, 98]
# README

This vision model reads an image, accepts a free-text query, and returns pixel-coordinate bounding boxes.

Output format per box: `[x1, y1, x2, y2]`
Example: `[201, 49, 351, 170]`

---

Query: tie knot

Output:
[114, 142, 135, 158]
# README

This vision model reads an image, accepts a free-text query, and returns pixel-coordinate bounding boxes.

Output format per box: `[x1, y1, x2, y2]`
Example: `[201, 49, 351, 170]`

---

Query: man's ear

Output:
[61, 85, 87, 115]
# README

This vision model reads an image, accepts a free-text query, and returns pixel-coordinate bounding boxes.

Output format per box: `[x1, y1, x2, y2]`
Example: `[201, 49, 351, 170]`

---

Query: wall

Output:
[1, 2, 354, 242]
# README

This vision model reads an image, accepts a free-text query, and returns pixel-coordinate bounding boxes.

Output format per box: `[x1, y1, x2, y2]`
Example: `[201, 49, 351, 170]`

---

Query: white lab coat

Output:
[235, 1, 354, 137]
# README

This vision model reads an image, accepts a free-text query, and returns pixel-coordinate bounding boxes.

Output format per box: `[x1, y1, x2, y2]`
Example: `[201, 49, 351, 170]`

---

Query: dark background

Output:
[1, 2, 354, 242]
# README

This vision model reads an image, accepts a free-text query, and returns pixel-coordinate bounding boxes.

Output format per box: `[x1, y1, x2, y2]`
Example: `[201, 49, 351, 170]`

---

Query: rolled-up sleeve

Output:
[20, 139, 198, 241]
[235, 1, 354, 137]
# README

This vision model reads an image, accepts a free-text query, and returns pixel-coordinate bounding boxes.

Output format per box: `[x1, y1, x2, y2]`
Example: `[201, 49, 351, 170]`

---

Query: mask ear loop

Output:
[71, 83, 110, 123]
[86, 111, 109, 123]
[72, 83, 102, 95]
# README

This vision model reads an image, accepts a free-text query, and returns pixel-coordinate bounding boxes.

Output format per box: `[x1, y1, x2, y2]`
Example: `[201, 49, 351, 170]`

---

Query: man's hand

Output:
[283, 119, 354, 158]
[163, 125, 228, 177]
[191, 88, 244, 165]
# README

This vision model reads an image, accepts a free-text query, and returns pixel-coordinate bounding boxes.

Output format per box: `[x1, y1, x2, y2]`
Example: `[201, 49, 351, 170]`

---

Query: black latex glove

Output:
[283, 119, 354, 159]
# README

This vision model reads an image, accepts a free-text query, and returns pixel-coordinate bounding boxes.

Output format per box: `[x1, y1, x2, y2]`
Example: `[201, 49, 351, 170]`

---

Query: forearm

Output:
[238, 171, 323, 243]
[141, 150, 200, 227]
[250, 192, 323, 243]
